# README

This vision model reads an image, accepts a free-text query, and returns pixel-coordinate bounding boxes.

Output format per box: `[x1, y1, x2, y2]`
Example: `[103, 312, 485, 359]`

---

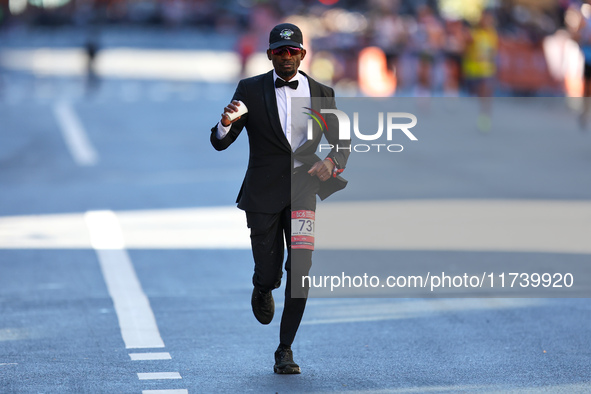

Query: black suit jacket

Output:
[210, 70, 350, 214]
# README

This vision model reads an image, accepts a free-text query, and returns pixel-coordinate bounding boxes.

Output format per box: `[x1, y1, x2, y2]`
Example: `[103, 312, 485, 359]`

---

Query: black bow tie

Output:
[275, 78, 298, 89]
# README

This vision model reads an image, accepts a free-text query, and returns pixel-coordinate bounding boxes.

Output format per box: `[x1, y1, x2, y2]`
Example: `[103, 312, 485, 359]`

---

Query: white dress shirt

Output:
[216, 71, 311, 162]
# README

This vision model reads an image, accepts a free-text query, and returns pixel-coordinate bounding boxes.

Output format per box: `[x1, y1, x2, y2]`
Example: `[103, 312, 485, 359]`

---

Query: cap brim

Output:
[269, 40, 304, 50]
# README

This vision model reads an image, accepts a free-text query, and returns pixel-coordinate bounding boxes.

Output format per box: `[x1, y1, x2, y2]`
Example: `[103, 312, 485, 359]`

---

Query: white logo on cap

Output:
[280, 29, 294, 39]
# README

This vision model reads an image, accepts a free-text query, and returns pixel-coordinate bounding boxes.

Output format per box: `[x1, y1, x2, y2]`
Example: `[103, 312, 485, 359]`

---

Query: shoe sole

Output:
[253, 313, 273, 325]
[274, 365, 301, 374]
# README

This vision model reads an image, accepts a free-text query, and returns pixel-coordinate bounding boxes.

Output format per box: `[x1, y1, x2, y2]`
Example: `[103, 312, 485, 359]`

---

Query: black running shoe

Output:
[274, 345, 301, 374]
[251, 287, 274, 325]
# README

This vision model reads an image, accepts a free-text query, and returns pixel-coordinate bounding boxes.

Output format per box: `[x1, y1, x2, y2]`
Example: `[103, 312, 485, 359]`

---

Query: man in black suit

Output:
[211, 23, 350, 374]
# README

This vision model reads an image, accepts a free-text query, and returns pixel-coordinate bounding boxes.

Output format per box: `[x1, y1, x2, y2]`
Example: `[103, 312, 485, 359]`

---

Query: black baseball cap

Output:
[269, 23, 304, 50]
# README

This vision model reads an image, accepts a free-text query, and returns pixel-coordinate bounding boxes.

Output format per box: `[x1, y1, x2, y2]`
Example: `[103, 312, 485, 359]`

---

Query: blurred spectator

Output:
[0, 3, 7, 28]
[161, 0, 188, 28]
[370, 5, 409, 88]
[409, 4, 445, 96]
[572, 0, 591, 127]
[236, 30, 257, 78]
[442, 18, 469, 96]
[0, 0, 580, 98]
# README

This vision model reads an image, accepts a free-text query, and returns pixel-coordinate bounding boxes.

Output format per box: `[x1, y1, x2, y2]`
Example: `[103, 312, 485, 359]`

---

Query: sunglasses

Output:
[270, 46, 303, 57]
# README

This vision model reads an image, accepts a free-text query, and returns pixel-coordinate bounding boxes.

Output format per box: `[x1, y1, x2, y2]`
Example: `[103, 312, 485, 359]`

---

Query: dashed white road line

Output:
[137, 372, 182, 380]
[142, 390, 188, 394]
[85, 210, 164, 349]
[53, 100, 98, 166]
[129, 352, 172, 361]
[85, 210, 186, 392]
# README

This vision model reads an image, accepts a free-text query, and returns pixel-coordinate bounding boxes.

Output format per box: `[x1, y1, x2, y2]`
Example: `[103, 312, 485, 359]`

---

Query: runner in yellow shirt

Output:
[463, 10, 498, 132]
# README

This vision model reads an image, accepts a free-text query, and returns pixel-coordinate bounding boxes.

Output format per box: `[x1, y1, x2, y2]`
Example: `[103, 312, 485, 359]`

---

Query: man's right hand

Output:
[221, 100, 243, 127]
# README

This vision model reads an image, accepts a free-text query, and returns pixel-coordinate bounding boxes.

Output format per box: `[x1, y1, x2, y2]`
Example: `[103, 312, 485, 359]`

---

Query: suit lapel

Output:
[304, 71, 322, 100]
[263, 71, 292, 151]
[295, 71, 324, 154]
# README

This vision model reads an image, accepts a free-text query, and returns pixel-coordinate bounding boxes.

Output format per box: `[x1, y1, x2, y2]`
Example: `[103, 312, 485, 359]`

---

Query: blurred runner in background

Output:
[85, 29, 100, 95]
[463, 9, 498, 132]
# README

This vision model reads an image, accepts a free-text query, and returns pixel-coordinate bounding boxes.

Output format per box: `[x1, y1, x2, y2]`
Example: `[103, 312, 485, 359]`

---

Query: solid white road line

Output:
[3, 200, 590, 254]
[302, 299, 541, 325]
[0, 48, 244, 82]
[314, 199, 591, 254]
[53, 100, 98, 166]
[85, 210, 165, 349]
[142, 390, 188, 394]
[129, 352, 172, 361]
[137, 372, 182, 380]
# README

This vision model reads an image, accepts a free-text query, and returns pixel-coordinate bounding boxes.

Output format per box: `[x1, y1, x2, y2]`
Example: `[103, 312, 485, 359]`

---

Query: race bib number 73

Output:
[291, 210, 315, 250]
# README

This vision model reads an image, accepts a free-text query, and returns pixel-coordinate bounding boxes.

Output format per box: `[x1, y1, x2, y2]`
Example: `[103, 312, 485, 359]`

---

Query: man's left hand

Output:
[308, 159, 334, 182]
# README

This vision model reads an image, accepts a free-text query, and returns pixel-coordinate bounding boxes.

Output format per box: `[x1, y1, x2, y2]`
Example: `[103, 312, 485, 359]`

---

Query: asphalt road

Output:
[1, 28, 591, 394]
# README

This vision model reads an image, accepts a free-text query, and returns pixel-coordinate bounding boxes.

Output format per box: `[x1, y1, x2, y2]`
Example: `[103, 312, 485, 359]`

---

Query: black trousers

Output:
[245, 169, 318, 347]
